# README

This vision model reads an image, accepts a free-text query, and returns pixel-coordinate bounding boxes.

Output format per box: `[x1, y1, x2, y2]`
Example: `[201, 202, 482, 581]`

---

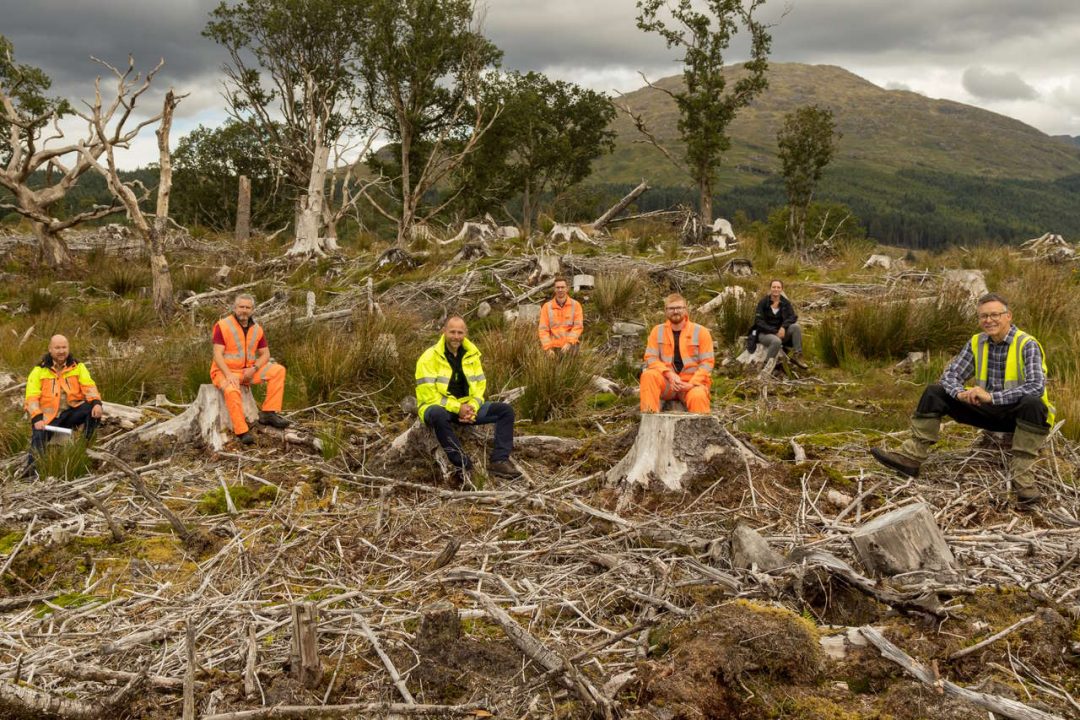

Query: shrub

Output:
[0, 406, 29, 457]
[473, 322, 535, 395]
[711, 294, 757, 347]
[766, 201, 867, 251]
[175, 267, 214, 295]
[35, 438, 93, 481]
[102, 266, 150, 298]
[590, 272, 644, 322]
[100, 301, 154, 340]
[518, 346, 605, 422]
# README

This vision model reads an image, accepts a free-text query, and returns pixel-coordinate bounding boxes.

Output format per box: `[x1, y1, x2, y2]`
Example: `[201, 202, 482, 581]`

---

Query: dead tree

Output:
[593, 179, 650, 233]
[0, 45, 153, 267]
[77, 67, 180, 321]
[235, 175, 251, 242]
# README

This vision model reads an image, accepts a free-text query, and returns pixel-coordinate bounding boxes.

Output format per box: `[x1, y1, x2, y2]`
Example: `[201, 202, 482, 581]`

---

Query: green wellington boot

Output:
[870, 415, 940, 477]
[1009, 425, 1047, 506]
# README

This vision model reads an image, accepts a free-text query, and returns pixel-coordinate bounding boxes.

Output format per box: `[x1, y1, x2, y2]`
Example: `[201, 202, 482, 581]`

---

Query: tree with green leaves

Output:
[457, 71, 616, 236]
[204, 0, 369, 256]
[357, 0, 501, 249]
[0, 35, 125, 267]
[776, 104, 839, 251]
[172, 120, 291, 232]
[632, 0, 771, 234]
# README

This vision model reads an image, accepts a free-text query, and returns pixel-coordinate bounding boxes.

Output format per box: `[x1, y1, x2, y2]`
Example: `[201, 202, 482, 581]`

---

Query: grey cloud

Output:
[962, 66, 1039, 100]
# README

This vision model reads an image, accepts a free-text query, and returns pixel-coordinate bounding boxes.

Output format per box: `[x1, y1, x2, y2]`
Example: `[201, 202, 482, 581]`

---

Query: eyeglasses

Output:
[977, 311, 1008, 321]
[665, 306, 686, 312]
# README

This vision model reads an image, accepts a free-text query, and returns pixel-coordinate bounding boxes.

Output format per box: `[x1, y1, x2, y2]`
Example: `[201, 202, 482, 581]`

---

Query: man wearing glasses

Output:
[640, 293, 715, 414]
[870, 293, 1054, 506]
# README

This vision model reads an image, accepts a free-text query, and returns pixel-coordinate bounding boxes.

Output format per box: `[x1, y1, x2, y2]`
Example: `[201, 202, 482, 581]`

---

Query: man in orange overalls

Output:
[538, 276, 583, 355]
[640, 293, 714, 413]
[210, 294, 290, 445]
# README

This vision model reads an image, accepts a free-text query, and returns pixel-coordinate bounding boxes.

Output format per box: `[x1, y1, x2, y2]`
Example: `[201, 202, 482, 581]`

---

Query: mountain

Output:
[1054, 135, 1080, 148]
[591, 64, 1080, 246]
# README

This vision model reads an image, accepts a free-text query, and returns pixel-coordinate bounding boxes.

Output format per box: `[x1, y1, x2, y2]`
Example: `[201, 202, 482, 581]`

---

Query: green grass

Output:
[34, 438, 94, 481]
[517, 346, 605, 422]
[196, 484, 277, 515]
[99, 301, 154, 340]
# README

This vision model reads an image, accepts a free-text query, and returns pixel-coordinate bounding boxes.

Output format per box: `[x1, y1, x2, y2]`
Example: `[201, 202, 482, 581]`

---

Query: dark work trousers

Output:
[915, 383, 1048, 435]
[423, 401, 515, 469]
[28, 403, 101, 465]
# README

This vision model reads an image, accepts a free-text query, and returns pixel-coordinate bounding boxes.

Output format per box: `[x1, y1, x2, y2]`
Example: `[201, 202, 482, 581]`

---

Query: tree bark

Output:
[287, 141, 331, 257]
[235, 175, 251, 243]
[522, 178, 532, 239]
[698, 177, 713, 231]
[150, 90, 178, 321]
[593, 179, 649, 232]
[31, 219, 74, 268]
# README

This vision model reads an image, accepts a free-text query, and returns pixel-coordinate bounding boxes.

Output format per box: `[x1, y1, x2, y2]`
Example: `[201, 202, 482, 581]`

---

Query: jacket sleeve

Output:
[24, 367, 43, 422]
[940, 343, 974, 398]
[568, 300, 584, 343]
[77, 363, 102, 404]
[781, 299, 798, 329]
[690, 327, 715, 386]
[465, 362, 485, 411]
[538, 301, 553, 350]
[752, 297, 771, 333]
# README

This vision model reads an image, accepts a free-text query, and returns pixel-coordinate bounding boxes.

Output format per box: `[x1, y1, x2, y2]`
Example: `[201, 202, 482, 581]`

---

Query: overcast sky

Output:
[3, 0, 1079, 167]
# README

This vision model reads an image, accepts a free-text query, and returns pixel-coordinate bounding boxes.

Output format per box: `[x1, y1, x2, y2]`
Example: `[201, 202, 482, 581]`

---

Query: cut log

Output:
[607, 414, 768, 503]
[863, 254, 892, 270]
[138, 384, 258, 451]
[288, 603, 322, 689]
[850, 503, 955, 577]
[550, 223, 591, 243]
[730, 524, 785, 571]
[592, 180, 650, 232]
[572, 274, 594, 293]
[698, 285, 746, 314]
[611, 322, 646, 336]
[943, 269, 987, 302]
[100, 401, 143, 427]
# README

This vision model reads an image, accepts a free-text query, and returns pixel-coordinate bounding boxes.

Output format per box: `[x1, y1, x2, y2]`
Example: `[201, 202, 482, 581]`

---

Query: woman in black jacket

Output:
[751, 279, 808, 368]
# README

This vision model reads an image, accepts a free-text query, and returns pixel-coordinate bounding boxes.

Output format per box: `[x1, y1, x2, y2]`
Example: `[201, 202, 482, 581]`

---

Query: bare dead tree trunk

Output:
[593, 179, 650, 233]
[287, 141, 331, 257]
[320, 198, 340, 252]
[31, 220, 74, 268]
[397, 126, 414, 247]
[235, 175, 251, 243]
[521, 179, 532, 239]
[151, 90, 178, 320]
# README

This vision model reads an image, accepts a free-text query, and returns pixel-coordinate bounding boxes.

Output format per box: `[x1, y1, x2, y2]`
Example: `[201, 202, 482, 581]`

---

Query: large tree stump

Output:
[736, 345, 791, 378]
[139, 384, 258, 451]
[850, 503, 956, 576]
[607, 414, 767, 506]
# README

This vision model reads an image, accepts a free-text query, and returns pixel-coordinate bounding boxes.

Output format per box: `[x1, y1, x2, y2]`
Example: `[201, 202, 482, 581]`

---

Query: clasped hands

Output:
[665, 371, 694, 392]
[957, 387, 992, 406]
[458, 403, 477, 424]
[225, 367, 258, 391]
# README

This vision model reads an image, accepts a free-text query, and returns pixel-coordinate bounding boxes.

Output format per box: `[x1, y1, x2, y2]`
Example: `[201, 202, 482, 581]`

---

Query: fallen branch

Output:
[0, 680, 102, 719]
[860, 626, 1065, 720]
[357, 614, 415, 705]
[948, 614, 1038, 661]
[89, 450, 196, 543]
[180, 281, 260, 307]
[200, 702, 484, 720]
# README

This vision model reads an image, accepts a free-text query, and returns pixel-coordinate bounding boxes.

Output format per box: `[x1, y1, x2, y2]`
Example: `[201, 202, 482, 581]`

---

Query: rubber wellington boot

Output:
[870, 415, 940, 477]
[1009, 425, 1047, 506]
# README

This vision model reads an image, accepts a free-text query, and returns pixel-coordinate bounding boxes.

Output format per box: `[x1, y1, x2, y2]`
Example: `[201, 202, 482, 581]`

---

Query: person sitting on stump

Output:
[538, 276, 583, 356]
[210, 293, 290, 445]
[22, 335, 102, 480]
[870, 292, 1054, 506]
[750, 279, 808, 369]
[640, 293, 714, 414]
[415, 316, 522, 481]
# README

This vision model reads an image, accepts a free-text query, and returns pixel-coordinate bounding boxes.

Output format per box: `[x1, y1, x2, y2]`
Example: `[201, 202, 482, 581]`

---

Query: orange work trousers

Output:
[639, 367, 710, 413]
[210, 363, 287, 434]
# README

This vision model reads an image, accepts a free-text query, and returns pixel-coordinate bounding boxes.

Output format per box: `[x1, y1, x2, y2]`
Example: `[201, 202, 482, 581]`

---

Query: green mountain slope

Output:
[593, 63, 1080, 245]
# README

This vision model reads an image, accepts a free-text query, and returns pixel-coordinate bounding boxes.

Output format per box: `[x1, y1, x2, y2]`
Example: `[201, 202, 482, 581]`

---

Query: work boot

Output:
[237, 431, 256, 446]
[869, 415, 940, 478]
[488, 460, 523, 481]
[1009, 425, 1047, 506]
[790, 351, 809, 370]
[258, 411, 291, 429]
[18, 462, 39, 482]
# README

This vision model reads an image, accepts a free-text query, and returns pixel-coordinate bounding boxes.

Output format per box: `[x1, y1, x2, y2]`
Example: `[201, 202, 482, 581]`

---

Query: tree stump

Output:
[139, 384, 258, 451]
[607, 413, 767, 508]
[731, 524, 786, 571]
[850, 503, 956, 577]
[288, 602, 322, 688]
[736, 345, 791, 378]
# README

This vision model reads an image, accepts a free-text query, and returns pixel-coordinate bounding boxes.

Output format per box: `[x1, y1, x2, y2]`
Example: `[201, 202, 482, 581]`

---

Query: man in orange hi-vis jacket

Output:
[210, 294, 290, 445]
[538, 276, 583, 355]
[640, 293, 714, 413]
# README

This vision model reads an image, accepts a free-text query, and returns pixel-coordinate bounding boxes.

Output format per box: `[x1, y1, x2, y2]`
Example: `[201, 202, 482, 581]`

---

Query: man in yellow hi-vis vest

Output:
[415, 316, 521, 482]
[871, 293, 1054, 506]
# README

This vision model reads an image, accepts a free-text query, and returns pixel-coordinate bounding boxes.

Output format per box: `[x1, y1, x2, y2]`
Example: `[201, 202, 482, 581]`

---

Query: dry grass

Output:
[590, 271, 645, 322]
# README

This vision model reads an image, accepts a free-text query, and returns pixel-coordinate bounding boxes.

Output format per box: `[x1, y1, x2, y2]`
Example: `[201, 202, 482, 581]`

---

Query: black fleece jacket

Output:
[752, 295, 798, 334]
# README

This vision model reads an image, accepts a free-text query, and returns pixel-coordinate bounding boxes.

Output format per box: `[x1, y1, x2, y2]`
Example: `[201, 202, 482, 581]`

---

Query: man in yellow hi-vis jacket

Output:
[22, 335, 103, 479]
[415, 316, 521, 481]
[871, 293, 1054, 506]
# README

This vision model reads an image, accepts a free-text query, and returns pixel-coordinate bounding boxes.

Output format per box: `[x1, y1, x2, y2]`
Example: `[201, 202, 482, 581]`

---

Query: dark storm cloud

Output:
[1, 0, 225, 100]
[962, 66, 1038, 101]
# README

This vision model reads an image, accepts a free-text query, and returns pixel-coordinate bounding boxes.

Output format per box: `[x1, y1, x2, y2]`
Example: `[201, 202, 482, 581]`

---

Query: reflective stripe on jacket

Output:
[538, 297, 583, 350]
[415, 336, 487, 419]
[213, 315, 265, 371]
[25, 360, 101, 424]
[970, 329, 1055, 425]
[644, 318, 715, 387]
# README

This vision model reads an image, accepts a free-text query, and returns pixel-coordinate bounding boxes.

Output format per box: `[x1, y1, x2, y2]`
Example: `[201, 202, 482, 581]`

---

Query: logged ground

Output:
[0, 222, 1077, 719]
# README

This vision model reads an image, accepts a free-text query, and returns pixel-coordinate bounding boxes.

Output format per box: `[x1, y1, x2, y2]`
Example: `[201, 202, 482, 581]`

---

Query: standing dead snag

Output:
[607, 413, 768, 509]
[75, 60, 182, 321]
[288, 603, 322, 689]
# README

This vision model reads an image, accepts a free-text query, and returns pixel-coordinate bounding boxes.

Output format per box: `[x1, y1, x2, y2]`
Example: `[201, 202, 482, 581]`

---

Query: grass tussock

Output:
[816, 288, 971, 367]
[473, 322, 536, 394]
[590, 272, 644, 322]
[518, 346, 605, 422]
[175, 266, 215, 295]
[28, 287, 61, 315]
[277, 310, 425, 406]
[100, 301, 154, 340]
[34, 437, 93, 481]
[102, 266, 150, 298]
[710, 294, 758, 348]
